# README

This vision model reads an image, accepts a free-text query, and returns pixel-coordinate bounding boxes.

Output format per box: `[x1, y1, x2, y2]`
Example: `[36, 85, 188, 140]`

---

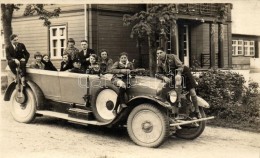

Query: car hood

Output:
[127, 76, 166, 97]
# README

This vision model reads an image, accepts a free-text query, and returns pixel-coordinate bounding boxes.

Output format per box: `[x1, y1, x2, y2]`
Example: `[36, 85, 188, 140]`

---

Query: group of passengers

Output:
[6, 34, 201, 118]
[30, 38, 117, 74]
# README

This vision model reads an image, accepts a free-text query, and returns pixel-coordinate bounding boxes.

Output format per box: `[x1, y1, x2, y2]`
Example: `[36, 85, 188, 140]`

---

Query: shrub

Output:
[196, 69, 260, 124]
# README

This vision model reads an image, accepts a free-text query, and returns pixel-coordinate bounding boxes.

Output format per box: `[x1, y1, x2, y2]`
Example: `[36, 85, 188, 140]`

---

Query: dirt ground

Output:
[0, 98, 260, 158]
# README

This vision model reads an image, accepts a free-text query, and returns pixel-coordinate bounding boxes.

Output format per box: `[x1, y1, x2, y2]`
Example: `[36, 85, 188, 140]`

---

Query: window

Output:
[232, 40, 255, 57]
[232, 40, 243, 56]
[244, 41, 255, 56]
[49, 25, 67, 59]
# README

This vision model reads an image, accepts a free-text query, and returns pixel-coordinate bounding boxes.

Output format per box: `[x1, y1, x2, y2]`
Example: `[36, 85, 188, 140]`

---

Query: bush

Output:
[196, 69, 260, 125]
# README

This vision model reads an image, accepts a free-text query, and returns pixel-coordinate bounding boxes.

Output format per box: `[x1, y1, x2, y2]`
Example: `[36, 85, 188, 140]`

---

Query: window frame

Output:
[1, 30, 6, 60]
[232, 40, 244, 56]
[244, 40, 255, 57]
[49, 24, 67, 59]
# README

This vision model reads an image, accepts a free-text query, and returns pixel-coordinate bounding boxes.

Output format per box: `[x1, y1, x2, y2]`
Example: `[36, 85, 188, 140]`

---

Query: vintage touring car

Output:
[4, 67, 214, 147]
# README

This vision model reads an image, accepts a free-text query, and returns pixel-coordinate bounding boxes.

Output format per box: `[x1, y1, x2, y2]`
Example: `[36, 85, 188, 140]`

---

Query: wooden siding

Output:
[96, 13, 139, 62]
[11, 11, 85, 68]
[232, 35, 260, 69]
[97, 4, 145, 13]
[190, 23, 231, 68]
[13, 4, 84, 18]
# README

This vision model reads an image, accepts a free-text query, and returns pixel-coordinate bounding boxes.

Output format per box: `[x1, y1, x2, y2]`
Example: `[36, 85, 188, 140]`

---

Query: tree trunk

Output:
[1, 4, 14, 46]
[148, 36, 156, 77]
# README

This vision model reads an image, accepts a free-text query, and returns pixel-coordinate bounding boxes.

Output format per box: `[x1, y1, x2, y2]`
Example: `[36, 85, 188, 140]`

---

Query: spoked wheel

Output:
[127, 104, 169, 148]
[9, 88, 36, 123]
[93, 88, 118, 122]
[175, 108, 206, 139]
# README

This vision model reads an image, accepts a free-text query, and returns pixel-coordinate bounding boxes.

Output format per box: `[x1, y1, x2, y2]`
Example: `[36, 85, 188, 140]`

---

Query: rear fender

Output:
[4, 80, 46, 110]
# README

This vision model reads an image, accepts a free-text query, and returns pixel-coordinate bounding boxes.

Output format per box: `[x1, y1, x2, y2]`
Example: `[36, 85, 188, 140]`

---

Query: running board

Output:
[170, 116, 215, 127]
[36, 110, 108, 126]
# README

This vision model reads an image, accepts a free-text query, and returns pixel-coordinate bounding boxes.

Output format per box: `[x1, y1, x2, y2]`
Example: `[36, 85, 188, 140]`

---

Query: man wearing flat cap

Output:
[64, 38, 79, 61]
[6, 34, 30, 86]
[69, 58, 85, 74]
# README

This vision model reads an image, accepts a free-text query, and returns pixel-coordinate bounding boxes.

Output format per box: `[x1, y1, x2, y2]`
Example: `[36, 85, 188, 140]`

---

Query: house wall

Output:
[190, 23, 230, 68]
[91, 4, 146, 66]
[1, 4, 85, 70]
[232, 34, 260, 69]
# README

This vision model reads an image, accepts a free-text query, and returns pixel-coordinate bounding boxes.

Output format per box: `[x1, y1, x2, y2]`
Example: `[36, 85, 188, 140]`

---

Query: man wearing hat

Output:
[77, 40, 95, 70]
[6, 34, 30, 86]
[64, 38, 79, 61]
[69, 58, 85, 74]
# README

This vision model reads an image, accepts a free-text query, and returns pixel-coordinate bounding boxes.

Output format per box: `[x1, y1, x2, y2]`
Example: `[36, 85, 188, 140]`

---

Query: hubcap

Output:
[96, 89, 118, 120]
[131, 110, 163, 143]
[142, 121, 153, 133]
[11, 89, 34, 119]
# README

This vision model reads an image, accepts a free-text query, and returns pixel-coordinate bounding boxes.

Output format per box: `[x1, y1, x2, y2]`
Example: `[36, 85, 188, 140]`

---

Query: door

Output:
[178, 24, 190, 66]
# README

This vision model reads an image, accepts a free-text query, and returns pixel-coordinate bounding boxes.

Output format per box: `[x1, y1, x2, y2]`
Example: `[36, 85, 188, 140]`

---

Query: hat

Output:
[68, 38, 75, 44]
[73, 58, 81, 63]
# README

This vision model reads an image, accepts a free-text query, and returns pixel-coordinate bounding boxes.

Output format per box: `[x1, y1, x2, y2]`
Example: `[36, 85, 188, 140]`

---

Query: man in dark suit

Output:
[156, 47, 202, 119]
[6, 34, 30, 86]
[77, 40, 95, 70]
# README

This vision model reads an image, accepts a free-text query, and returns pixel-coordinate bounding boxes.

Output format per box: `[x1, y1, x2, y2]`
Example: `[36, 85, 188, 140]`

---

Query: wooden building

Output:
[1, 4, 233, 71]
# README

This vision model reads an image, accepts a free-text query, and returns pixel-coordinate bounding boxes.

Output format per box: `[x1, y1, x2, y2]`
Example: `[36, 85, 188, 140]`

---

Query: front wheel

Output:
[9, 88, 36, 123]
[175, 107, 206, 139]
[127, 104, 169, 148]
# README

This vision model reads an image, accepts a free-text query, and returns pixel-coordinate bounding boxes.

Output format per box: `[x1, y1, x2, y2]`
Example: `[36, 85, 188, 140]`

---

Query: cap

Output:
[73, 58, 81, 63]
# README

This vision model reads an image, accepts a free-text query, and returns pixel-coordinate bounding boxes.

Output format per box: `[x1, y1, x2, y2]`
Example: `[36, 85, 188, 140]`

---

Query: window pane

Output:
[61, 39, 65, 47]
[52, 29, 57, 36]
[60, 28, 65, 36]
[53, 49, 56, 56]
[250, 41, 254, 45]
[61, 48, 64, 56]
[53, 40, 57, 47]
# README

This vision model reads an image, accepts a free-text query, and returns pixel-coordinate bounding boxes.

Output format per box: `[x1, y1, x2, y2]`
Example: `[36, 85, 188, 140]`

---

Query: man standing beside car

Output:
[77, 40, 95, 70]
[6, 34, 30, 86]
[156, 47, 202, 119]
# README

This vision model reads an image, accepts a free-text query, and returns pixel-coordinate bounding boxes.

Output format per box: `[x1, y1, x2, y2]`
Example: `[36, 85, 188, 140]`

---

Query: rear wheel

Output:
[175, 108, 206, 139]
[9, 88, 36, 123]
[127, 104, 169, 147]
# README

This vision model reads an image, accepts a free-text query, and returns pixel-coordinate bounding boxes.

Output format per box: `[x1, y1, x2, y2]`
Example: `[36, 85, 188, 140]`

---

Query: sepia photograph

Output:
[1, 0, 260, 157]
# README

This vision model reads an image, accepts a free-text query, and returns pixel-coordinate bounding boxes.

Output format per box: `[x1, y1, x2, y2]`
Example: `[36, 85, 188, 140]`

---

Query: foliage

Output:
[196, 69, 260, 125]
[1, 4, 61, 45]
[24, 4, 61, 26]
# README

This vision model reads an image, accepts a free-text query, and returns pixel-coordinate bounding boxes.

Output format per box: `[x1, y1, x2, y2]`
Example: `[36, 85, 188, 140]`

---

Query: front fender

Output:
[4, 80, 45, 110]
[127, 95, 172, 110]
[197, 96, 210, 108]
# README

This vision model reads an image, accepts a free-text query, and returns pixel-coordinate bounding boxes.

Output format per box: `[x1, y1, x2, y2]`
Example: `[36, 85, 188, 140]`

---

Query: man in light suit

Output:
[6, 34, 30, 86]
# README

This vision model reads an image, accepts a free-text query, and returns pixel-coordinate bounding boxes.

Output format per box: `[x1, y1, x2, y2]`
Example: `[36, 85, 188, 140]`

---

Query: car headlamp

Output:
[168, 90, 177, 103]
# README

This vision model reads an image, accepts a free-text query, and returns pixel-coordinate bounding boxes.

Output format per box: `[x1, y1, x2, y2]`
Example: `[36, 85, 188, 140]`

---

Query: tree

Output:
[123, 4, 178, 76]
[1, 4, 61, 46]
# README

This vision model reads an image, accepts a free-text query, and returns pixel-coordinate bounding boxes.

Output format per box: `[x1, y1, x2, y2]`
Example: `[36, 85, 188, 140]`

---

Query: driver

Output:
[110, 52, 134, 114]
[156, 47, 202, 119]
